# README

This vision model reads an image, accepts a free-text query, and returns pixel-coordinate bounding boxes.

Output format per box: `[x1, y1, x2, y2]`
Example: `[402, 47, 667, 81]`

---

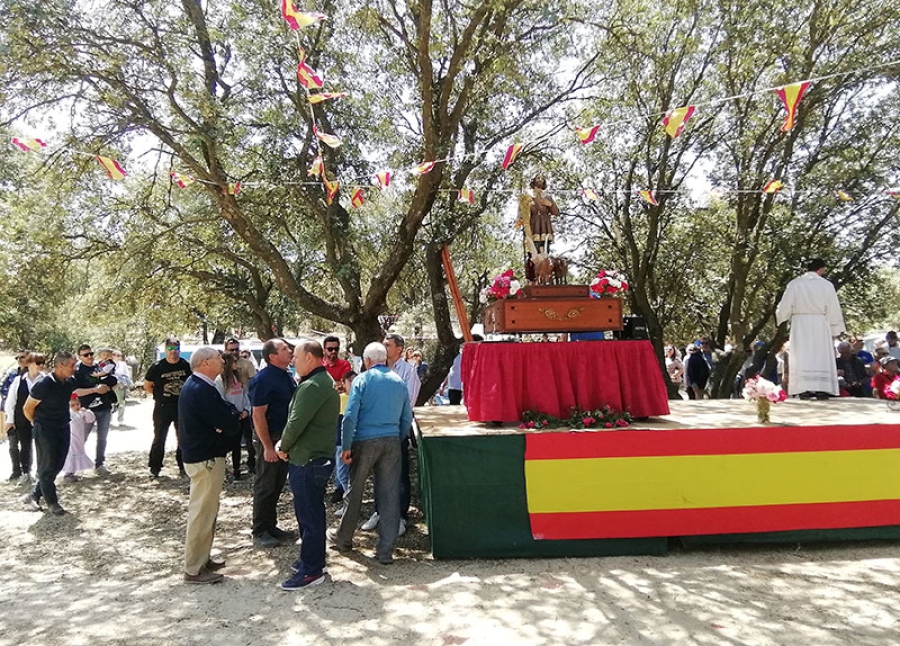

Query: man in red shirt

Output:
[871, 356, 900, 399]
[321, 336, 351, 383]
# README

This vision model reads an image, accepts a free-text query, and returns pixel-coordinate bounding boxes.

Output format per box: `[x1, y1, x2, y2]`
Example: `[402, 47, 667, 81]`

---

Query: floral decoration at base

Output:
[480, 269, 522, 303]
[883, 376, 900, 410]
[742, 376, 786, 423]
[589, 270, 629, 297]
[520, 405, 632, 430]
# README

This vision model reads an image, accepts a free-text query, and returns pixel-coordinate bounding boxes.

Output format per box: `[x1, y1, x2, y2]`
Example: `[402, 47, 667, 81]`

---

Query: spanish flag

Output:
[222, 182, 241, 196]
[307, 154, 324, 178]
[375, 171, 391, 189]
[637, 189, 658, 206]
[575, 126, 599, 145]
[281, 0, 325, 30]
[763, 179, 783, 194]
[297, 60, 324, 89]
[414, 161, 436, 175]
[12, 138, 46, 152]
[836, 190, 853, 202]
[501, 143, 524, 170]
[350, 187, 365, 208]
[775, 81, 810, 132]
[96, 156, 127, 180]
[313, 125, 341, 149]
[582, 188, 600, 202]
[524, 425, 900, 540]
[324, 178, 339, 204]
[308, 92, 348, 104]
[890, 191, 900, 200]
[662, 105, 695, 139]
[458, 188, 474, 204]
[169, 172, 194, 189]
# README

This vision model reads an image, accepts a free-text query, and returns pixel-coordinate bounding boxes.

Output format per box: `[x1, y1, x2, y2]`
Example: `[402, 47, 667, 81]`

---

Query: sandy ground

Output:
[1, 398, 899, 645]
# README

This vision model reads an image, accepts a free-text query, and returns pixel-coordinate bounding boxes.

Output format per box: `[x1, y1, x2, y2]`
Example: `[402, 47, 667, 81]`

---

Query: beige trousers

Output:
[184, 457, 225, 575]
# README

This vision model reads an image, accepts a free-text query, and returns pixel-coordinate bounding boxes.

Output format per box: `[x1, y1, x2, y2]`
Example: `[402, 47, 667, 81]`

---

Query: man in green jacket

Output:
[276, 339, 340, 590]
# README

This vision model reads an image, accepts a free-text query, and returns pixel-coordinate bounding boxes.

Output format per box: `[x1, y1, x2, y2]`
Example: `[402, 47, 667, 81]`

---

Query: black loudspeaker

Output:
[614, 315, 649, 340]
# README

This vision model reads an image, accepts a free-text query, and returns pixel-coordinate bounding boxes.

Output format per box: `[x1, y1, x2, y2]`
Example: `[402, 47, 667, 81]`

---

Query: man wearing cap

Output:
[775, 258, 845, 399]
[872, 356, 900, 400]
[145, 338, 192, 478]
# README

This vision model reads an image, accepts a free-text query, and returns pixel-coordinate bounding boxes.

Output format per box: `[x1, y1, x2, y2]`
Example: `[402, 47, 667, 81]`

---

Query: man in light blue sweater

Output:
[329, 342, 412, 564]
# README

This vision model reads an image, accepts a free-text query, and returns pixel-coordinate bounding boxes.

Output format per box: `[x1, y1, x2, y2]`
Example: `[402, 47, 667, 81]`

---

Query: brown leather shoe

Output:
[205, 558, 226, 572]
[184, 568, 224, 584]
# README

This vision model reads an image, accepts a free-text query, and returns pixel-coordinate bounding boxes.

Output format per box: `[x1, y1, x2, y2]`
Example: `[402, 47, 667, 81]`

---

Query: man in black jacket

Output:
[178, 347, 240, 585]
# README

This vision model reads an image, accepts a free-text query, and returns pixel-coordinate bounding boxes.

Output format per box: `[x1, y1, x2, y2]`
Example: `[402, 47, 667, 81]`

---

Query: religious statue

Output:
[517, 174, 559, 257]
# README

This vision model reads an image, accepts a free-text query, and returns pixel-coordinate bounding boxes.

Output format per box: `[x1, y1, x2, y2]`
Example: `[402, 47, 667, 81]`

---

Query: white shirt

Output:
[391, 358, 421, 407]
[4, 372, 47, 423]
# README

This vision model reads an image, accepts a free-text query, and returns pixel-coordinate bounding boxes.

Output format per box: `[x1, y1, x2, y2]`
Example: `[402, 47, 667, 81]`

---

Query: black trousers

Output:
[448, 389, 463, 405]
[32, 422, 69, 506]
[148, 405, 184, 474]
[251, 436, 289, 536]
[7, 423, 33, 476]
[231, 416, 256, 475]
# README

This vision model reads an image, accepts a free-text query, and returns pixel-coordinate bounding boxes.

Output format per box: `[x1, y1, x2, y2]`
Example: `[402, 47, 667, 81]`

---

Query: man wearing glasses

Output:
[145, 338, 192, 478]
[321, 336, 351, 383]
[73, 344, 119, 476]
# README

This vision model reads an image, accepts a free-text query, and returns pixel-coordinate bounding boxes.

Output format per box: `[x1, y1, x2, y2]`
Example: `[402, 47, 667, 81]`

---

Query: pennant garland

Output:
[324, 178, 339, 204]
[375, 171, 391, 190]
[96, 155, 127, 180]
[170, 172, 195, 189]
[308, 92, 348, 105]
[575, 126, 600, 145]
[637, 189, 658, 206]
[582, 188, 600, 202]
[313, 125, 342, 149]
[836, 190, 853, 202]
[775, 82, 811, 132]
[889, 192, 900, 200]
[297, 60, 324, 89]
[222, 182, 241, 195]
[350, 187, 365, 208]
[762, 180, 784, 194]
[12, 137, 47, 152]
[414, 161, 436, 175]
[458, 188, 475, 205]
[307, 155, 324, 178]
[281, 0, 325, 30]
[501, 143, 524, 170]
[662, 106, 696, 139]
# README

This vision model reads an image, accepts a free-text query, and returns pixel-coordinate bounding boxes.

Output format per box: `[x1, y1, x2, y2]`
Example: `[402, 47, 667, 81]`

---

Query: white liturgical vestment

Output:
[775, 271, 845, 396]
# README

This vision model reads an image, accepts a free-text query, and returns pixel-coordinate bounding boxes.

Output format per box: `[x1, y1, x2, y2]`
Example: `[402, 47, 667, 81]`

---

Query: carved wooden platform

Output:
[482, 289, 623, 334]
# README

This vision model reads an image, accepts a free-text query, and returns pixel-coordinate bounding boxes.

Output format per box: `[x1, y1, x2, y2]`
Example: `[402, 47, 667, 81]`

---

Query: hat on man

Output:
[879, 355, 898, 368]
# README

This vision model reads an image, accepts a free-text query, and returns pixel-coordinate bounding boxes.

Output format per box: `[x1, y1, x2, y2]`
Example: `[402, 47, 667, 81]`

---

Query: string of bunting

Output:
[9, 4, 900, 209]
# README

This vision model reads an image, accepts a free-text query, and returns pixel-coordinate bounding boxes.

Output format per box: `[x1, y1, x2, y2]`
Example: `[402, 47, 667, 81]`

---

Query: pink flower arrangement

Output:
[519, 405, 632, 430]
[884, 377, 900, 400]
[742, 376, 787, 403]
[480, 269, 522, 303]
[590, 269, 629, 297]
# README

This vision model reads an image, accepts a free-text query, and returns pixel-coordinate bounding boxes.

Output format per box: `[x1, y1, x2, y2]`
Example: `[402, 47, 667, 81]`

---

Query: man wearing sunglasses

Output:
[321, 336, 351, 383]
[145, 338, 192, 478]
[73, 344, 119, 476]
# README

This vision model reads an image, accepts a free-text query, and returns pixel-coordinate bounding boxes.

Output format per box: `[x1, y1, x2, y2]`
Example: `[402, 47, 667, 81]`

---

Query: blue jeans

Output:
[334, 445, 350, 491]
[288, 457, 334, 576]
[85, 407, 112, 468]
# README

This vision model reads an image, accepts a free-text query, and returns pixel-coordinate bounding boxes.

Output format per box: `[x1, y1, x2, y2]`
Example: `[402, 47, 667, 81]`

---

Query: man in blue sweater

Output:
[329, 342, 412, 564]
[178, 347, 241, 585]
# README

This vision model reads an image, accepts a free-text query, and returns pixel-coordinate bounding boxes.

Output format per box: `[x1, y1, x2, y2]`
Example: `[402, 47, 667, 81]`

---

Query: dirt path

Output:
[1, 398, 898, 645]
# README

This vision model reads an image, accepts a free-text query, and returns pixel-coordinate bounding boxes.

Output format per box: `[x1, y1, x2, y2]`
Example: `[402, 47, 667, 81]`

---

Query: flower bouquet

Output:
[479, 269, 522, 303]
[883, 376, 900, 411]
[590, 270, 629, 297]
[520, 405, 632, 430]
[742, 376, 787, 423]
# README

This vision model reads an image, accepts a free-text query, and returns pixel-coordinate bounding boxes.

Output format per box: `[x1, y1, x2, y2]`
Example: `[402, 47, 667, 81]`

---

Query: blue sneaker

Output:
[280, 571, 325, 590]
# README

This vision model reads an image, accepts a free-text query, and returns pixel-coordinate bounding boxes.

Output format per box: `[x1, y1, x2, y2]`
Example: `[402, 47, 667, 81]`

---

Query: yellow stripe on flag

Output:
[525, 449, 900, 514]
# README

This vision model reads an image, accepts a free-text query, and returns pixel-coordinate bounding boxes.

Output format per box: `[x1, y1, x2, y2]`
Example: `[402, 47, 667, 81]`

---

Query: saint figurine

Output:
[517, 174, 559, 257]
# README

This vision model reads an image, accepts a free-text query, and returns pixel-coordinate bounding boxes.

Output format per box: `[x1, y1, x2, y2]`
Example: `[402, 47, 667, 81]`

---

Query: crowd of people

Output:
[4, 333, 421, 590]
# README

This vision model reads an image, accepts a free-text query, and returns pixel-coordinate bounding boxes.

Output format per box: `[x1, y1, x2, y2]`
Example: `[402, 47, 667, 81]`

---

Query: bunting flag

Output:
[313, 125, 342, 149]
[350, 187, 365, 208]
[763, 179, 784, 194]
[169, 172, 194, 189]
[662, 106, 696, 139]
[575, 126, 600, 145]
[414, 161, 436, 175]
[458, 188, 475, 204]
[297, 60, 324, 89]
[307, 154, 324, 178]
[281, 1, 325, 30]
[889, 191, 900, 200]
[95, 156, 127, 180]
[222, 182, 241, 195]
[775, 82, 811, 132]
[501, 143, 524, 170]
[582, 188, 600, 202]
[375, 171, 391, 190]
[836, 190, 853, 202]
[637, 189, 658, 206]
[12, 138, 47, 152]
[308, 92, 348, 105]
[324, 178, 339, 204]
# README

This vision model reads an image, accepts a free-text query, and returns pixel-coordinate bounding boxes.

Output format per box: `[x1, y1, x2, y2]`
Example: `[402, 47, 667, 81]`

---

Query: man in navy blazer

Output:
[178, 347, 240, 584]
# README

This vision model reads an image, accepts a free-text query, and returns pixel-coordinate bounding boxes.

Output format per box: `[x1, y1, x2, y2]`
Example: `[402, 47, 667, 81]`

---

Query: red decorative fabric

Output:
[461, 340, 670, 422]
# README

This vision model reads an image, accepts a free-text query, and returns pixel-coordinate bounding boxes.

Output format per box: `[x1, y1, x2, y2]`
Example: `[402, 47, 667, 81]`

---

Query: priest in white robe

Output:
[775, 259, 845, 397]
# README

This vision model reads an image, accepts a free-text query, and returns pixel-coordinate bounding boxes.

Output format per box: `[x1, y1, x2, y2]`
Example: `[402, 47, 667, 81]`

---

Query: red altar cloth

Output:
[461, 340, 670, 422]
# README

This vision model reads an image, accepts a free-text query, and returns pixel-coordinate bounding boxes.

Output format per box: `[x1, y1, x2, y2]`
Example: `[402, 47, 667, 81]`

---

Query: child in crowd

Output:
[63, 395, 96, 482]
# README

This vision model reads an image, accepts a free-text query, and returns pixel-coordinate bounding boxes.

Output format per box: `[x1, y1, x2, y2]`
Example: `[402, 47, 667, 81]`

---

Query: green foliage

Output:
[520, 405, 633, 430]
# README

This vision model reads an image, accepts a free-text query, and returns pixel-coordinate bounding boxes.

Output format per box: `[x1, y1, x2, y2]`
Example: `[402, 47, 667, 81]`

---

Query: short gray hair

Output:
[384, 333, 405, 348]
[363, 342, 387, 364]
[190, 347, 220, 369]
